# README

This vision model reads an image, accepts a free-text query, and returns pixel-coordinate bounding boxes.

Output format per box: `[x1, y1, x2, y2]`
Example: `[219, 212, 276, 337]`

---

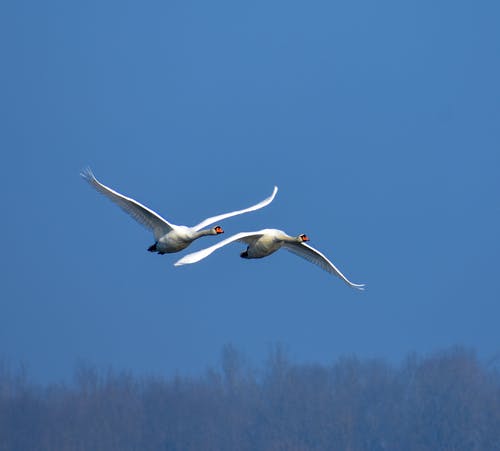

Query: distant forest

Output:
[1, 345, 499, 451]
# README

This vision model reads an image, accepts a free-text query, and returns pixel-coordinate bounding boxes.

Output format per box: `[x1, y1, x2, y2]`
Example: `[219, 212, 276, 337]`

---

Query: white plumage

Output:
[175, 228, 365, 290]
[81, 168, 278, 254]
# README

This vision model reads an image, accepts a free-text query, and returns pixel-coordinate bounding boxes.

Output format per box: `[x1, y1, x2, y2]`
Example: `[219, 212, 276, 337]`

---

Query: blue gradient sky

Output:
[2, 0, 499, 383]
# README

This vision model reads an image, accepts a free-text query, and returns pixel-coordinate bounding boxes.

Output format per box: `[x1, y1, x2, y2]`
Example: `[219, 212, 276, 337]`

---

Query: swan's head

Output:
[299, 234, 309, 242]
[213, 225, 224, 235]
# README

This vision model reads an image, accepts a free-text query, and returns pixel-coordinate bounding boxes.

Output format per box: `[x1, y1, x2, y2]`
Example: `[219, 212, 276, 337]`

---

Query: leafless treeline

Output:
[1, 345, 499, 451]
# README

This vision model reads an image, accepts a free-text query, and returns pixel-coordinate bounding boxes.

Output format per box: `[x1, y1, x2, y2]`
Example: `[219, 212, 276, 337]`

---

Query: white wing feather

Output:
[174, 231, 265, 265]
[283, 242, 365, 290]
[81, 168, 174, 240]
[191, 186, 278, 231]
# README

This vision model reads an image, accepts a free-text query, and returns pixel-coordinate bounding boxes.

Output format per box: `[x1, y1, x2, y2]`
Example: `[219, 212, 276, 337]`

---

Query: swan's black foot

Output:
[147, 242, 158, 252]
[240, 247, 249, 259]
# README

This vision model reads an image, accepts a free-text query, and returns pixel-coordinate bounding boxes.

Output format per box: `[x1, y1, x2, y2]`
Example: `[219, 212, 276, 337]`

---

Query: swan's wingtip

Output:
[80, 166, 95, 180]
[267, 185, 278, 200]
[174, 255, 197, 266]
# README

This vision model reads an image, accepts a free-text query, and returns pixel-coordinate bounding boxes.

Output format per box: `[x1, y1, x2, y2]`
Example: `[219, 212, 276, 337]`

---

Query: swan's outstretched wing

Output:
[283, 242, 365, 290]
[174, 231, 265, 265]
[191, 186, 278, 231]
[81, 168, 174, 240]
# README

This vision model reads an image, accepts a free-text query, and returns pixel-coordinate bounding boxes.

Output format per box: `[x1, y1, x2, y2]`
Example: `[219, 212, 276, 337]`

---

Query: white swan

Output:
[81, 168, 278, 254]
[174, 228, 365, 290]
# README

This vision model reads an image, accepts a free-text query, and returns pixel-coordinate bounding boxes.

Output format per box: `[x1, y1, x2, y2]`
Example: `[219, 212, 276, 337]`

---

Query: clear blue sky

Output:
[2, 0, 499, 383]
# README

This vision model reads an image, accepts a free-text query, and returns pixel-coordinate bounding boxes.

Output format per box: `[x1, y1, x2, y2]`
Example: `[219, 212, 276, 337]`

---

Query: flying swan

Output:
[174, 228, 365, 290]
[81, 168, 278, 254]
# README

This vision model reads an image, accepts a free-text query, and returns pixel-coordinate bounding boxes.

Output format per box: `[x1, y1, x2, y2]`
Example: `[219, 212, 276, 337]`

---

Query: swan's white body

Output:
[175, 229, 365, 290]
[81, 168, 278, 254]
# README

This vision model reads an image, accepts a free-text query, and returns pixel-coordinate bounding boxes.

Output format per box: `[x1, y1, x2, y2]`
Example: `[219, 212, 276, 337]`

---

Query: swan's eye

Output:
[215, 226, 224, 234]
[300, 234, 309, 242]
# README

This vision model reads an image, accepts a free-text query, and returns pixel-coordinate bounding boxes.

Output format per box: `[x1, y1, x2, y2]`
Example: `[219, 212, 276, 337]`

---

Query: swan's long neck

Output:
[192, 228, 217, 239]
[280, 233, 307, 244]
[281, 234, 302, 243]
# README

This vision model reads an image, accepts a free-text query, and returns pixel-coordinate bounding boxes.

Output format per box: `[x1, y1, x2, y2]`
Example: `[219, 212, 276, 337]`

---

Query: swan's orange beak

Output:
[215, 226, 224, 234]
[300, 234, 309, 242]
